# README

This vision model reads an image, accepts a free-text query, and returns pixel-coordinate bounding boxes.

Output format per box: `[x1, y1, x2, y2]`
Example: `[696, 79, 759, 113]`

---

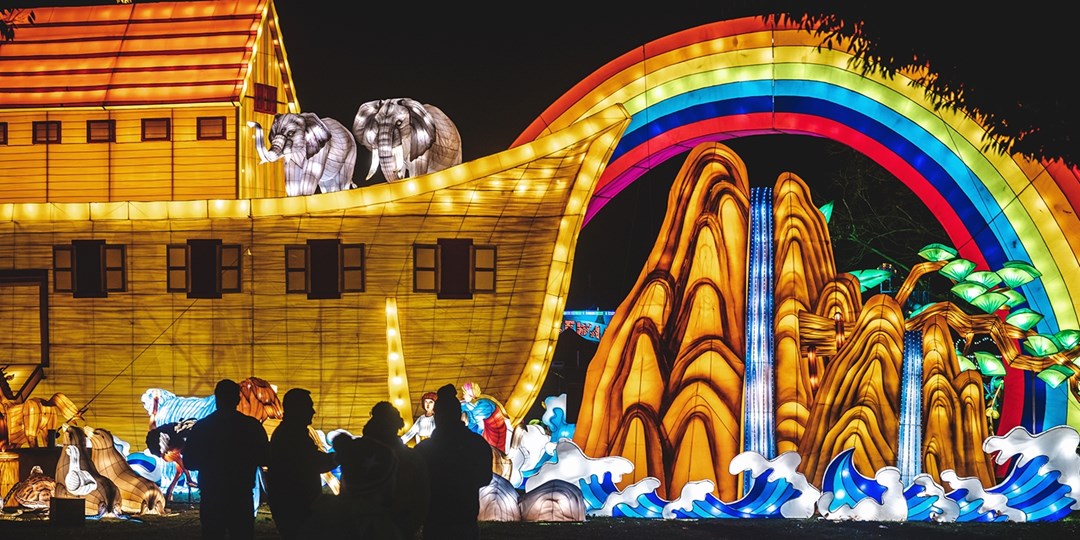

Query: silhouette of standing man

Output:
[184, 379, 271, 540]
[415, 383, 492, 540]
[267, 388, 336, 540]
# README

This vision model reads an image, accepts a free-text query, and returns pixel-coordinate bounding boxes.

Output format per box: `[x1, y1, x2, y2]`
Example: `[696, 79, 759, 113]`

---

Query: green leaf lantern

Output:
[997, 262, 1041, 288]
[1023, 334, 1060, 357]
[940, 258, 977, 281]
[951, 282, 987, 303]
[999, 260, 1042, 286]
[971, 291, 1008, 314]
[966, 270, 1003, 289]
[1005, 308, 1043, 331]
[973, 351, 1007, 376]
[848, 269, 892, 293]
[1055, 329, 1080, 350]
[1000, 289, 1026, 309]
[1036, 364, 1073, 388]
[819, 201, 834, 224]
[918, 243, 958, 262]
[957, 351, 978, 372]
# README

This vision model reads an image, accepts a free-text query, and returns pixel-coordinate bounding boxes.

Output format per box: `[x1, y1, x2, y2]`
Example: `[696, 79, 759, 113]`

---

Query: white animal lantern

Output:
[353, 98, 462, 182]
[249, 112, 357, 196]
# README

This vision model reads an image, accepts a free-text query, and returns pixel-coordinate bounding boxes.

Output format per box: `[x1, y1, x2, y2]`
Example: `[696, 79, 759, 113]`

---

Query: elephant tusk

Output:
[392, 145, 406, 178]
[365, 147, 379, 181]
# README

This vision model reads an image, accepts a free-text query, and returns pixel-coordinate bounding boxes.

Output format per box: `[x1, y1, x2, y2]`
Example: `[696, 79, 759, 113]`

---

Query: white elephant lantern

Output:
[248, 112, 357, 196]
[353, 98, 463, 182]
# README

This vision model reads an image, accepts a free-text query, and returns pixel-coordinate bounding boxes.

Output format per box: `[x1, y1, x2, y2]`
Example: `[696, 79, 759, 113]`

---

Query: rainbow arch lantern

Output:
[515, 16, 1080, 435]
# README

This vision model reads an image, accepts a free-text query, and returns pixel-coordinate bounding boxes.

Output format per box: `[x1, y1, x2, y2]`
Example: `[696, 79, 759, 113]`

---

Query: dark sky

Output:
[272, 3, 758, 162]
[271, 3, 854, 310]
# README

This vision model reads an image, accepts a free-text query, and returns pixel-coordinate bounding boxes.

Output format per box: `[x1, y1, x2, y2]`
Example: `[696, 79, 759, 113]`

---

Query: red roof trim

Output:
[0, 63, 246, 77]
[0, 97, 238, 108]
[27, 14, 260, 30]
[0, 79, 241, 94]
[0, 46, 254, 62]
[13, 29, 258, 46]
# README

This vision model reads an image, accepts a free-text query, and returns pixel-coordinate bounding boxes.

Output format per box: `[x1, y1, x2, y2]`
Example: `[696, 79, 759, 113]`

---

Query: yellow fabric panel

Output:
[0, 283, 42, 364]
[5, 106, 629, 449]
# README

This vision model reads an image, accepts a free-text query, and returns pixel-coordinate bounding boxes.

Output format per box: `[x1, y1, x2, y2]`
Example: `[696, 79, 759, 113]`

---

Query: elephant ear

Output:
[401, 98, 436, 161]
[352, 100, 382, 149]
[300, 113, 331, 159]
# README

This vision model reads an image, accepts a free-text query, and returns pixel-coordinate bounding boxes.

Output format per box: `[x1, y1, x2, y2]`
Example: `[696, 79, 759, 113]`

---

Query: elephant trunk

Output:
[247, 120, 284, 164]
[377, 129, 406, 182]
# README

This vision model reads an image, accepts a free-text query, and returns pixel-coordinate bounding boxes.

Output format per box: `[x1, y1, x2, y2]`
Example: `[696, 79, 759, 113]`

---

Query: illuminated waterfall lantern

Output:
[569, 142, 1080, 522]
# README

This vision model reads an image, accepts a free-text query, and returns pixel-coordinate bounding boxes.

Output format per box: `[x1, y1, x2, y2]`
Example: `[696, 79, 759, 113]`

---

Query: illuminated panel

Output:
[898, 330, 923, 486]
[513, 17, 1080, 339]
[743, 186, 775, 476]
[385, 298, 411, 424]
[503, 107, 632, 423]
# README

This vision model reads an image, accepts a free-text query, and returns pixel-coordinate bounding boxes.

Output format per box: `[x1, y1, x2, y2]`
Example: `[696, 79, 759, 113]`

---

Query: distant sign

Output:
[561, 310, 615, 342]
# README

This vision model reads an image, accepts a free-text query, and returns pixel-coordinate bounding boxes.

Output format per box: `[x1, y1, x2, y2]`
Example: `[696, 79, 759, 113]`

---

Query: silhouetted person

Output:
[365, 400, 430, 539]
[415, 384, 492, 540]
[184, 379, 271, 540]
[314, 431, 401, 539]
[267, 388, 337, 540]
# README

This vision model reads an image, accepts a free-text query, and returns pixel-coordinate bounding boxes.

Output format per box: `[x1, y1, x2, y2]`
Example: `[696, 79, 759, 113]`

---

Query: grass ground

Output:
[2, 502, 1080, 539]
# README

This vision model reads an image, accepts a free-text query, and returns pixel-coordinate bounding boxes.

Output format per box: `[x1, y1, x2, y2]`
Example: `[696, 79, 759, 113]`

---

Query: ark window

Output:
[197, 117, 226, 140]
[142, 118, 171, 141]
[167, 240, 242, 298]
[166, 244, 188, 293]
[253, 83, 277, 115]
[285, 240, 365, 299]
[414, 244, 438, 293]
[437, 239, 472, 299]
[285, 245, 308, 294]
[220, 244, 241, 293]
[52, 241, 126, 297]
[0, 122, 7, 145]
[412, 239, 495, 299]
[341, 244, 365, 293]
[53, 246, 73, 293]
[86, 120, 115, 143]
[32, 121, 60, 144]
[473, 245, 496, 293]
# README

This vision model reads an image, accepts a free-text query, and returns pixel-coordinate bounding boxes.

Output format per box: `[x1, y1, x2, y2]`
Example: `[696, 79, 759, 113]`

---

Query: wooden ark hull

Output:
[0, 106, 630, 446]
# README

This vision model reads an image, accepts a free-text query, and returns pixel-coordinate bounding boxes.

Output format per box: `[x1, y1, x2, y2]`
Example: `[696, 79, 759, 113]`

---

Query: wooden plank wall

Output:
[0, 107, 239, 203]
[7, 162, 574, 448]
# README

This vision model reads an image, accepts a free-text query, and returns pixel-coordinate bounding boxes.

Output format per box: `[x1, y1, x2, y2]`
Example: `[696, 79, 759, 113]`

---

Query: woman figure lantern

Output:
[460, 382, 511, 453]
[400, 391, 437, 446]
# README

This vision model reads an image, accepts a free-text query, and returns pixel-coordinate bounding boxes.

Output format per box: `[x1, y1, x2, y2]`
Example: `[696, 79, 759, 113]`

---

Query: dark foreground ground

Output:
[3, 503, 1080, 539]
